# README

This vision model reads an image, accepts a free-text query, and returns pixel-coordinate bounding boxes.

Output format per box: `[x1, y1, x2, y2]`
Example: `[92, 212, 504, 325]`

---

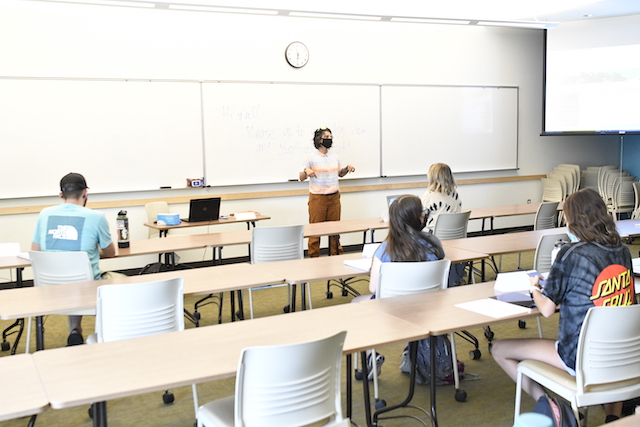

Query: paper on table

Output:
[494, 271, 536, 294]
[455, 298, 531, 318]
[17, 252, 30, 261]
[343, 258, 373, 272]
[632, 258, 640, 275]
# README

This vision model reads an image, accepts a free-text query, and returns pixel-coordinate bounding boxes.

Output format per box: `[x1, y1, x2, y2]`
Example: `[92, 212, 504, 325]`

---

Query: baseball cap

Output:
[60, 173, 88, 193]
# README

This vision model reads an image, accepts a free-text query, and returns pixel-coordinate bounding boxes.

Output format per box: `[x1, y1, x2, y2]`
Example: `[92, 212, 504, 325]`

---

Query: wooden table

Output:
[32, 302, 428, 427]
[0, 262, 286, 350]
[0, 353, 49, 422]
[468, 202, 563, 233]
[363, 281, 540, 427]
[144, 213, 271, 237]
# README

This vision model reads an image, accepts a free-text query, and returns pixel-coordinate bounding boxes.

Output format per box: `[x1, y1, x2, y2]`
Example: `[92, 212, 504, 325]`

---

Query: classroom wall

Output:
[0, 1, 621, 279]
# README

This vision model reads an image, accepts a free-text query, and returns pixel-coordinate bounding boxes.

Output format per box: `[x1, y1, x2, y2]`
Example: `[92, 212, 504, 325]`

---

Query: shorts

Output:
[555, 340, 576, 376]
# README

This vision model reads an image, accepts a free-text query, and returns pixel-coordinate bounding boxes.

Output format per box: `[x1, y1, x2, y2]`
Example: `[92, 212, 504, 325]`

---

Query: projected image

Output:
[545, 26, 640, 134]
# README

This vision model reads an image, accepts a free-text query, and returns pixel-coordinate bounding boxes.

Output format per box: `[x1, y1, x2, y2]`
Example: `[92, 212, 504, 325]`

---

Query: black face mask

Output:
[322, 138, 333, 149]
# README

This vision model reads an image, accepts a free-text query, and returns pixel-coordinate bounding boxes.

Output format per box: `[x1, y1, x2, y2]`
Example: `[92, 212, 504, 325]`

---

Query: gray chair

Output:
[433, 211, 471, 241]
[534, 202, 559, 230]
[248, 225, 305, 319]
[196, 331, 348, 427]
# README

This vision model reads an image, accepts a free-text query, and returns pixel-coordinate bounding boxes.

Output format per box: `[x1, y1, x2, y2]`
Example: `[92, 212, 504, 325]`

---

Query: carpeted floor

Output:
[1, 244, 637, 427]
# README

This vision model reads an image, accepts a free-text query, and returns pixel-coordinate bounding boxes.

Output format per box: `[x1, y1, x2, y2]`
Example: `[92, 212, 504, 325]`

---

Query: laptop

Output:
[182, 197, 221, 222]
[386, 195, 400, 208]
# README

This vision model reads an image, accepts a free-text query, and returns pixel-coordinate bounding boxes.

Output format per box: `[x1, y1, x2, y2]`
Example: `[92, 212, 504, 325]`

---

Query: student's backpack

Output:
[533, 395, 579, 427]
[414, 335, 456, 385]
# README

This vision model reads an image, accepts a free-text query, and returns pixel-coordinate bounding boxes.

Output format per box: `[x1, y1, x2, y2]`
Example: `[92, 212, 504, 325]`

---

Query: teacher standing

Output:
[300, 127, 355, 257]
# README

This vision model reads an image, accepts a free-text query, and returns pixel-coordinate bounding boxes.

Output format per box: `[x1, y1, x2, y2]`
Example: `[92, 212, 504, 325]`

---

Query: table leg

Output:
[92, 401, 108, 427]
[346, 354, 353, 420]
[360, 351, 373, 427]
[430, 335, 439, 427]
[36, 316, 44, 351]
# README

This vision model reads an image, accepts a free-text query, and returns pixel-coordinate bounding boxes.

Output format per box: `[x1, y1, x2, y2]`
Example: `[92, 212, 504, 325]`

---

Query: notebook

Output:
[182, 197, 221, 222]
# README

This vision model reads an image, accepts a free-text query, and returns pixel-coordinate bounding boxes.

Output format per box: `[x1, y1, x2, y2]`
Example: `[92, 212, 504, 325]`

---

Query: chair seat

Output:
[518, 360, 577, 397]
[197, 395, 235, 427]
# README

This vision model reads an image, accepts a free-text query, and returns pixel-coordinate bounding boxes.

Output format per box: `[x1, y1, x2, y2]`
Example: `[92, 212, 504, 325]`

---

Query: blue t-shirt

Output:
[32, 203, 113, 280]
[543, 241, 634, 370]
[374, 238, 440, 263]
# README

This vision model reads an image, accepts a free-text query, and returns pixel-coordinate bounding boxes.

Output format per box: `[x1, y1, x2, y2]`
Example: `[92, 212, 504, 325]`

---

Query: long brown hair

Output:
[564, 188, 621, 246]
[386, 195, 445, 261]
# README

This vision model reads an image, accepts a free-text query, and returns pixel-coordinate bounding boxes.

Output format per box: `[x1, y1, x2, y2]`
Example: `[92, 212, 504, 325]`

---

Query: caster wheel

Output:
[163, 391, 175, 404]
[283, 305, 291, 313]
[518, 320, 526, 329]
[341, 289, 349, 297]
[484, 330, 494, 340]
[469, 349, 481, 360]
[375, 399, 386, 409]
[88, 406, 93, 419]
[193, 312, 201, 320]
[455, 389, 467, 402]
[235, 311, 244, 321]
[326, 291, 333, 299]
[1, 341, 9, 351]
[354, 369, 364, 381]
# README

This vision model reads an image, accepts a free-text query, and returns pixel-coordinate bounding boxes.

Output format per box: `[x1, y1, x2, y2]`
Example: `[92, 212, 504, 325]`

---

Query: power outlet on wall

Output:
[527, 199, 531, 204]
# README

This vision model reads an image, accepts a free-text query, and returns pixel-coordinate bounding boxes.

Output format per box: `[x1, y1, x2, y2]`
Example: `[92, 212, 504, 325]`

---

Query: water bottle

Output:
[117, 210, 130, 248]
[550, 239, 565, 265]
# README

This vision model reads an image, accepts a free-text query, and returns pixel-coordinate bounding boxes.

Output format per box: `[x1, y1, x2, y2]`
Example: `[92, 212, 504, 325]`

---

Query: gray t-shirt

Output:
[542, 241, 634, 370]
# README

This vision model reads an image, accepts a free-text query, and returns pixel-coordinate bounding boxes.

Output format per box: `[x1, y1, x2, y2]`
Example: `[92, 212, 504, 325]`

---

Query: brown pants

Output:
[308, 192, 343, 257]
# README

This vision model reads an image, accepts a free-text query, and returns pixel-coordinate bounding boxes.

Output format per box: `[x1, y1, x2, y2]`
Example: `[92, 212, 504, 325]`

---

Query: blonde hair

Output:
[427, 163, 456, 194]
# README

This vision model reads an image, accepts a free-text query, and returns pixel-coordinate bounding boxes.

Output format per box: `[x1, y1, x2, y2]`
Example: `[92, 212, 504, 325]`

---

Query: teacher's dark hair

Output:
[313, 127, 332, 149]
[386, 194, 445, 262]
[564, 188, 621, 246]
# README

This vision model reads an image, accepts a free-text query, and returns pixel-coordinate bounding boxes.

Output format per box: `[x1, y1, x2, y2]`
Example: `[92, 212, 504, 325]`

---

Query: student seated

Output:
[421, 163, 462, 232]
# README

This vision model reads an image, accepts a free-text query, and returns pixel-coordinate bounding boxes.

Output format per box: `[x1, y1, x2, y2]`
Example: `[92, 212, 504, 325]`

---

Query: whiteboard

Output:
[202, 82, 380, 186]
[0, 79, 203, 198]
[381, 85, 518, 176]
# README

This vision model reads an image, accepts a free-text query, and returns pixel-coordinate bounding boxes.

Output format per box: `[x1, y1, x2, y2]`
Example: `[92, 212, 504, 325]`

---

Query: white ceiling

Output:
[180, 0, 640, 23]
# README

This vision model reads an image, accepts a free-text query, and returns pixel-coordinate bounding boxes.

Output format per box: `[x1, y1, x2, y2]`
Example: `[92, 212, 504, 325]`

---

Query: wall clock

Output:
[285, 42, 309, 68]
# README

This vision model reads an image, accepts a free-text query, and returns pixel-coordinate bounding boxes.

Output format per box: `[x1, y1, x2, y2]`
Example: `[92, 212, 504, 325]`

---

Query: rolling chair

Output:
[515, 305, 640, 425]
[364, 259, 473, 421]
[248, 224, 306, 318]
[86, 278, 200, 421]
[196, 331, 348, 427]
[27, 251, 96, 352]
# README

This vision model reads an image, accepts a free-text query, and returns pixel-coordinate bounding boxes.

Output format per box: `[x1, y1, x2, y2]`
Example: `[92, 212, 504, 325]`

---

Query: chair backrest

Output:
[235, 331, 346, 427]
[597, 166, 619, 197]
[541, 178, 564, 202]
[94, 278, 184, 343]
[558, 164, 580, 192]
[548, 171, 571, 198]
[576, 305, 640, 391]
[376, 259, 452, 298]
[611, 179, 636, 209]
[580, 169, 599, 190]
[29, 251, 94, 286]
[145, 201, 170, 238]
[433, 211, 471, 241]
[533, 233, 568, 273]
[250, 225, 304, 264]
[534, 202, 559, 230]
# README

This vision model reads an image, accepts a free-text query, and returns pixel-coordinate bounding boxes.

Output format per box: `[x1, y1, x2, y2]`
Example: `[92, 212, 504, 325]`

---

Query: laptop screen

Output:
[186, 197, 221, 222]
[386, 195, 400, 208]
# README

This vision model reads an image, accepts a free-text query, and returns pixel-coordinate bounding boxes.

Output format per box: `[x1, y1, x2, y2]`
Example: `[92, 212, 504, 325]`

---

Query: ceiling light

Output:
[477, 21, 558, 29]
[168, 4, 278, 15]
[289, 11, 381, 21]
[55, 0, 155, 6]
[391, 17, 471, 25]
